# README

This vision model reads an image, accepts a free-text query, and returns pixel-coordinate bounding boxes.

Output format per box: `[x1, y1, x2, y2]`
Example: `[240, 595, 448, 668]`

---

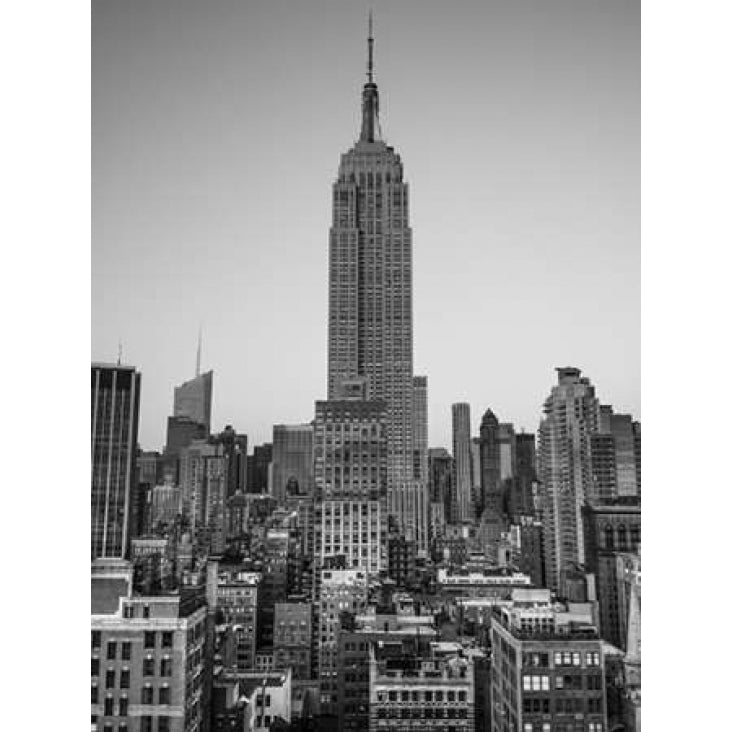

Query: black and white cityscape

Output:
[92, 4, 640, 732]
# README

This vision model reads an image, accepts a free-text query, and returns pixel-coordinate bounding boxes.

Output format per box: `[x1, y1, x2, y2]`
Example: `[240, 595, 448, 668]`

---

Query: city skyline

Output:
[92, 0, 639, 451]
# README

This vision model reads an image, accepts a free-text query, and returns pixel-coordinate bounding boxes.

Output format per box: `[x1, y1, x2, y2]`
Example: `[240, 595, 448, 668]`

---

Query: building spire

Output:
[359, 12, 379, 143]
[195, 327, 202, 377]
[367, 10, 374, 83]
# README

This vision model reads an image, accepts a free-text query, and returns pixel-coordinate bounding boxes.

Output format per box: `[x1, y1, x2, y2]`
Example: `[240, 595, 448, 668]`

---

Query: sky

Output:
[92, 0, 639, 451]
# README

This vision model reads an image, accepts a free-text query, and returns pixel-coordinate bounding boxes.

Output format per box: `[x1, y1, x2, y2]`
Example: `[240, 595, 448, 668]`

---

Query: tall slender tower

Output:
[91, 362, 141, 560]
[327, 20, 426, 547]
[538, 367, 600, 594]
[451, 403, 472, 522]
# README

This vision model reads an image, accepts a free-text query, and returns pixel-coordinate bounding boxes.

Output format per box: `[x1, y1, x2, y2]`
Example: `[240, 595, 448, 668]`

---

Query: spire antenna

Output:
[117, 341, 123, 366]
[196, 326, 202, 377]
[367, 10, 374, 83]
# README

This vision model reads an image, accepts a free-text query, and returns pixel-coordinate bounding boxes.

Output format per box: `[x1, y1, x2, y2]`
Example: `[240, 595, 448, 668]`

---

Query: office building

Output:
[412, 376, 428, 483]
[428, 448, 453, 528]
[173, 367, 213, 436]
[212, 425, 248, 497]
[272, 424, 313, 502]
[273, 602, 312, 680]
[91, 559, 207, 732]
[165, 416, 208, 458]
[247, 443, 273, 494]
[583, 500, 641, 649]
[368, 638, 475, 731]
[538, 367, 600, 594]
[91, 363, 141, 561]
[313, 399, 389, 574]
[590, 406, 641, 503]
[490, 588, 608, 732]
[478, 409, 501, 521]
[326, 22, 424, 543]
[215, 570, 261, 671]
[337, 606, 437, 732]
[512, 433, 538, 519]
[452, 403, 473, 522]
[317, 569, 369, 712]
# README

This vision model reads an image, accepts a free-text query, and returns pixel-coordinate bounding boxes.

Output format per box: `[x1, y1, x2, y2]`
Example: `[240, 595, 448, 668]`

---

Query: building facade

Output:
[92, 363, 141, 561]
[271, 424, 313, 502]
[452, 403, 473, 523]
[173, 370, 213, 436]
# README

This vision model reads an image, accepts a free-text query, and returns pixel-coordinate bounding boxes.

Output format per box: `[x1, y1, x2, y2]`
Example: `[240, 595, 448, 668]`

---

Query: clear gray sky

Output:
[92, 0, 639, 451]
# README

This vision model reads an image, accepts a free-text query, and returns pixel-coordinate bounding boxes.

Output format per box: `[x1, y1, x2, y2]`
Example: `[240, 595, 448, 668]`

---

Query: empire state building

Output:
[326, 22, 427, 549]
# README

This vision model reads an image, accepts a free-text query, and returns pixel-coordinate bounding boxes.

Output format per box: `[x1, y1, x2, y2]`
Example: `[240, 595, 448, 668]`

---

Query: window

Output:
[143, 605, 151, 619]
[588, 698, 602, 713]
[589, 725, 603, 732]
[542, 725, 551, 732]
[103, 725, 113, 732]
[586, 651, 600, 666]
[120, 669, 130, 689]
[572, 652, 581, 666]
[523, 675, 550, 691]
[119, 697, 128, 716]
[158, 717, 170, 732]
[144, 631, 156, 649]
[121, 642, 131, 660]
[160, 658, 172, 677]
[523, 725, 534, 732]
[91, 658, 100, 676]
[92, 631, 101, 649]
[143, 658, 155, 676]
[104, 698, 114, 715]
[142, 686, 154, 704]
[159, 687, 171, 705]
[587, 674, 602, 690]
[107, 642, 117, 660]
[162, 632, 173, 648]
[141, 717, 153, 732]
[91, 686, 98, 703]
[105, 669, 115, 687]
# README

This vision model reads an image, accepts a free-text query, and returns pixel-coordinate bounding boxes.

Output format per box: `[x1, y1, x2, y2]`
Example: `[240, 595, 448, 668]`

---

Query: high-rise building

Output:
[212, 425, 248, 497]
[173, 368, 213, 435]
[428, 447, 453, 528]
[478, 409, 501, 520]
[590, 406, 641, 503]
[271, 424, 313, 502]
[452, 403, 473, 522]
[490, 588, 608, 732]
[165, 415, 208, 458]
[91, 363, 141, 561]
[511, 432, 538, 519]
[247, 443, 273, 494]
[313, 398, 388, 574]
[412, 376, 428, 484]
[326, 22, 424, 544]
[538, 367, 600, 594]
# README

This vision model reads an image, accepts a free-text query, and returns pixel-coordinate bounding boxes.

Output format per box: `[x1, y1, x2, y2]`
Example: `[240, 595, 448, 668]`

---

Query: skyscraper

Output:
[173, 369, 213, 434]
[326, 21, 424, 544]
[538, 367, 600, 594]
[478, 408, 501, 520]
[451, 403, 472, 522]
[91, 363, 141, 560]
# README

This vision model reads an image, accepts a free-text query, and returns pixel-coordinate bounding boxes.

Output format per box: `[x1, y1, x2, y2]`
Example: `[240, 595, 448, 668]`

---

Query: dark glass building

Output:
[91, 363, 141, 560]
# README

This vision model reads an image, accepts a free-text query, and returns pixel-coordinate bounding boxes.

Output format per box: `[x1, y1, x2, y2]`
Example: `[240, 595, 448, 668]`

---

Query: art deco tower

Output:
[327, 21, 426, 546]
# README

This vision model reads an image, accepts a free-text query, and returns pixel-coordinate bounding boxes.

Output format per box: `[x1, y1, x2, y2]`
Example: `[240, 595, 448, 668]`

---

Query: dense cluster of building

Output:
[92, 24, 640, 732]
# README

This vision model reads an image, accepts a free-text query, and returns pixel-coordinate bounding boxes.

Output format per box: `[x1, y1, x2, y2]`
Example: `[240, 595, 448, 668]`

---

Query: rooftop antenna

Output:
[196, 326, 202, 377]
[367, 10, 374, 83]
[117, 341, 123, 366]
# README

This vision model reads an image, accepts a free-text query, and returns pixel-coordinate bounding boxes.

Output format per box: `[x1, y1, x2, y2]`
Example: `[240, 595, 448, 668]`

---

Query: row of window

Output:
[376, 689, 468, 703]
[91, 658, 172, 679]
[92, 685, 171, 705]
[376, 707, 469, 719]
[523, 725, 603, 732]
[91, 631, 174, 652]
